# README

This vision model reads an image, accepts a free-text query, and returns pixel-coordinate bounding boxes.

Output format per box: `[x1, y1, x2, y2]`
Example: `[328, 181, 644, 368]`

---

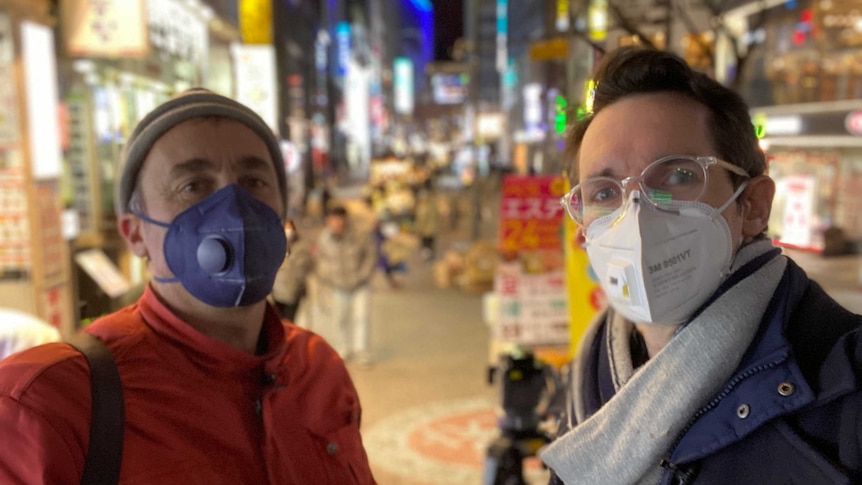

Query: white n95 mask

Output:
[584, 187, 745, 324]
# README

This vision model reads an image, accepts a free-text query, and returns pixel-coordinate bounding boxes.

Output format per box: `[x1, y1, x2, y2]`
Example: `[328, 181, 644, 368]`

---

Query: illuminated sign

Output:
[556, 0, 570, 32]
[315, 29, 329, 72]
[336, 22, 351, 76]
[779, 175, 816, 249]
[845, 110, 862, 135]
[588, 0, 608, 41]
[529, 37, 569, 61]
[240, 0, 273, 44]
[752, 109, 862, 138]
[61, 0, 148, 57]
[765, 115, 803, 136]
[149, 0, 208, 64]
[431, 73, 468, 105]
[23, 21, 62, 179]
[496, 0, 508, 73]
[523, 83, 542, 131]
[393, 57, 414, 115]
[500, 175, 566, 252]
[409, 0, 432, 11]
[477, 112, 505, 139]
[232, 44, 278, 131]
[554, 95, 568, 134]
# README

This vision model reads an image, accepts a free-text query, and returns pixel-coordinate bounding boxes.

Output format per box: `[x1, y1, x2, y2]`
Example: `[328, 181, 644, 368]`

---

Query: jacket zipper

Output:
[659, 355, 787, 484]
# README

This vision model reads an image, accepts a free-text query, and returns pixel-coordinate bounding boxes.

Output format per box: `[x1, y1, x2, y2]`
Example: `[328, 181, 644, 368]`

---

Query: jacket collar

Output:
[139, 285, 288, 378]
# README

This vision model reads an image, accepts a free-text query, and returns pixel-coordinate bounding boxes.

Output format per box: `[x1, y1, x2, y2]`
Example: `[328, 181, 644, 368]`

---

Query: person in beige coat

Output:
[315, 205, 378, 365]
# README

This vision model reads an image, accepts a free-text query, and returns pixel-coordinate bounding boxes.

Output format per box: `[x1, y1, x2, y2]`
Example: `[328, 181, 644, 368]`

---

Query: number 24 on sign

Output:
[502, 219, 541, 251]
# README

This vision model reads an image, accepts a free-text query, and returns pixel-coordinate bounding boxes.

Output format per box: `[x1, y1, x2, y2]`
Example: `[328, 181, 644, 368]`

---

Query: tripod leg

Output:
[484, 437, 528, 485]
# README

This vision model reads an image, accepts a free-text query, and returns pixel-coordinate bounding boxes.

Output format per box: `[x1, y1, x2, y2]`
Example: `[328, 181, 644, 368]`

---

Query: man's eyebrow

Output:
[166, 156, 273, 178]
[168, 158, 216, 177]
[584, 166, 617, 180]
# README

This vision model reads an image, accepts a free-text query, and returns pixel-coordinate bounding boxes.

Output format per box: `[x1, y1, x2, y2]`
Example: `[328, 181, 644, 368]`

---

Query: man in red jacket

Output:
[0, 89, 376, 484]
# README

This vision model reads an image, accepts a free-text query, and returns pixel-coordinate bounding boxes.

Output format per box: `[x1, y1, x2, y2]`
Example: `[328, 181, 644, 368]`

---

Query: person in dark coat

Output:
[544, 47, 862, 484]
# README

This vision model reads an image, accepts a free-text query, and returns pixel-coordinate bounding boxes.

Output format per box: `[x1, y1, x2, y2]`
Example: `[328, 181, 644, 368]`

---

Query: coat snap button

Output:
[777, 382, 795, 396]
[736, 403, 750, 419]
[326, 442, 338, 455]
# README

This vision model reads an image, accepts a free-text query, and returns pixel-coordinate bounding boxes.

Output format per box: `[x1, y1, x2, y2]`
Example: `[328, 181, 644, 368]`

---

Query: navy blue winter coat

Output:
[551, 258, 862, 484]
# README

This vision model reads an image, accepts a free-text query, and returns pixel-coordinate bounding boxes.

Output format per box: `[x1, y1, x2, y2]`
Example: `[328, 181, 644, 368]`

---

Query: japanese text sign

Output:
[499, 175, 566, 252]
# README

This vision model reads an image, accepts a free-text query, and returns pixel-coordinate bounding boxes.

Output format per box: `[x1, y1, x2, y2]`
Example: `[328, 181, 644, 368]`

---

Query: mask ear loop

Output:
[714, 179, 750, 215]
[132, 211, 181, 284]
[720, 179, 754, 271]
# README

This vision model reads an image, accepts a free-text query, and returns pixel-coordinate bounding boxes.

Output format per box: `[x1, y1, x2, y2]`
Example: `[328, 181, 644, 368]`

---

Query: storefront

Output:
[753, 101, 862, 253]
[0, 0, 75, 335]
[727, 0, 862, 254]
[732, 0, 862, 107]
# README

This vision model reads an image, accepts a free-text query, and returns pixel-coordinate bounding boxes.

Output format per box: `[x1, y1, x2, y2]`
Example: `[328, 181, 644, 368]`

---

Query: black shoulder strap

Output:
[67, 333, 124, 485]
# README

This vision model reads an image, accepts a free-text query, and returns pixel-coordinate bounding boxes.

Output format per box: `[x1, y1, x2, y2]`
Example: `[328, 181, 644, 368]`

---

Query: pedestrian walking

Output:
[543, 47, 862, 485]
[315, 205, 378, 366]
[374, 219, 404, 289]
[0, 88, 375, 484]
[414, 187, 441, 261]
[271, 219, 314, 323]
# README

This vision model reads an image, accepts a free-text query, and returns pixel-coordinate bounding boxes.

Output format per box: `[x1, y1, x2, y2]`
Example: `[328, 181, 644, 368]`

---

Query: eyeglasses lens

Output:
[642, 158, 706, 206]
[564, 157, 708, 226]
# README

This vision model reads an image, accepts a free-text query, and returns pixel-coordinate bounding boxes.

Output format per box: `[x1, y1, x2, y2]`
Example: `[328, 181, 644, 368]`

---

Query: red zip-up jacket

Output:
[0, 286, 376, 484]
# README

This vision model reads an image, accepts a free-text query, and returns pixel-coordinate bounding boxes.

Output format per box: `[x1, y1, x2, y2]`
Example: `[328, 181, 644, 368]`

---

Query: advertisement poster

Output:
[233, 44, 278, 132]
[499, 175, 567, 253]
[779, 174, 816, 249]
[495, 266, 569, 345]
[61, 0, 148, 57]
[494, 175, 569, 346]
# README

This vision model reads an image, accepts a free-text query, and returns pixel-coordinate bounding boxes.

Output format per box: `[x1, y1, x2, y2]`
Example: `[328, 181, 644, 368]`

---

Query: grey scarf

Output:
[540, 240, 787, 484]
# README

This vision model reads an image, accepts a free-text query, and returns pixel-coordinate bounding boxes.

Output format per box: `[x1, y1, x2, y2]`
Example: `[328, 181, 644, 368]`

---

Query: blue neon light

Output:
[336, 22, 351, 76]
[409, 0, 432, 12]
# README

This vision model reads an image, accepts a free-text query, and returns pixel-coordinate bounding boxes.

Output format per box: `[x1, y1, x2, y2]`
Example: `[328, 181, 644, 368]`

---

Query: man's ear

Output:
[740, 175, 776, 239]
[118, 213, 149, 258]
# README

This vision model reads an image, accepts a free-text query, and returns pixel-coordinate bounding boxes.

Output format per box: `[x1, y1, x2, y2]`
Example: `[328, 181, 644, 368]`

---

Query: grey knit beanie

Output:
[115, 88, 287, 217]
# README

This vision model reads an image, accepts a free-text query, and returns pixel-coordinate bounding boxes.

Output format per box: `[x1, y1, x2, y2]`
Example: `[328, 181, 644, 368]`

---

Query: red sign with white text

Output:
[499, 175, 566, 252]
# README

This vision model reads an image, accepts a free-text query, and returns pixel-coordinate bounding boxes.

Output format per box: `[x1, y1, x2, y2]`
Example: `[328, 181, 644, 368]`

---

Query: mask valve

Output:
[197, 236, 233, 275]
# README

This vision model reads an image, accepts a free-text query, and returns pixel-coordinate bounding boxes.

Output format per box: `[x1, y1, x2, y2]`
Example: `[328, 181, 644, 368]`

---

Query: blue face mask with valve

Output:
[135, 184, 286, 307]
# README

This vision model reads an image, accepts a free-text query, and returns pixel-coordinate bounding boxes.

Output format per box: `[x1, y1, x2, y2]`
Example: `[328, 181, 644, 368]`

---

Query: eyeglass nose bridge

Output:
[618, 174, 644, 200]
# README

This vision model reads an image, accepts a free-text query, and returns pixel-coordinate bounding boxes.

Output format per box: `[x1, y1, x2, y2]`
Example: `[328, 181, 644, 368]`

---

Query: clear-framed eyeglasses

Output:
[560, 155, 750, 227]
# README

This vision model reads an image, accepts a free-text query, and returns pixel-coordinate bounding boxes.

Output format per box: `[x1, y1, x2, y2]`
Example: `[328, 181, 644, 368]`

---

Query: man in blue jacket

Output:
[544, 47, 862, 484]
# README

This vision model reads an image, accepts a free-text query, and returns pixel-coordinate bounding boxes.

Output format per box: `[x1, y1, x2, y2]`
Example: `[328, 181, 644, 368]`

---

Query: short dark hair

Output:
[565, 48, 765, 188]
[325, 205, 348, 218]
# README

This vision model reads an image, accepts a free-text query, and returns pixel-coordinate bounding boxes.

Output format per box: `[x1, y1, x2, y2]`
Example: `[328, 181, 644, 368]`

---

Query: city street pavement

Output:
[306, 184, 862, 485]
